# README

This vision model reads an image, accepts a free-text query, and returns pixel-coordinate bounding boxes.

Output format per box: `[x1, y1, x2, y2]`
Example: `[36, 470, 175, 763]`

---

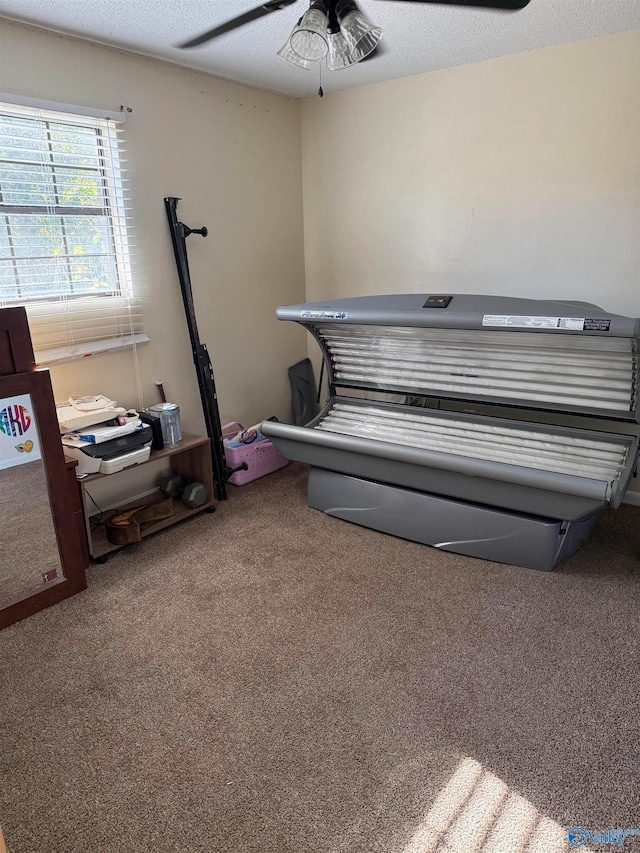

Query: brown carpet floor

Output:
[0, 462, 639, 853]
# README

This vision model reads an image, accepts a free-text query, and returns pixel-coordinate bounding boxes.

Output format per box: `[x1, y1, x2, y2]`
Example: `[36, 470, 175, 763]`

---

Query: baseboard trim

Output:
[623, 491, 640, 507]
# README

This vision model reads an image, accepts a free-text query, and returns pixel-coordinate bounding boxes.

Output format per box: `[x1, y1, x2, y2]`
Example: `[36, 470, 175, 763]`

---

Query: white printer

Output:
[58, 396, 153, 476]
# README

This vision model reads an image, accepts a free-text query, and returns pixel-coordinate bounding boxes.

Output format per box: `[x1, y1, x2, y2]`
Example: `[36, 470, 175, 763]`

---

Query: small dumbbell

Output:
[182, 482, 207, 509]
[159, 474, 185, 498]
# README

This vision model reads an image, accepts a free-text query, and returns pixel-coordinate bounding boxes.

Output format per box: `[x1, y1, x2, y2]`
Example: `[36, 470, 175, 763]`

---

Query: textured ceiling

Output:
[0, 0, 638, 98]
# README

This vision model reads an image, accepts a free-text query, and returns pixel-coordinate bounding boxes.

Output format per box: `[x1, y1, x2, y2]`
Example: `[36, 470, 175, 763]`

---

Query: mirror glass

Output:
[0, 392, 63, 607]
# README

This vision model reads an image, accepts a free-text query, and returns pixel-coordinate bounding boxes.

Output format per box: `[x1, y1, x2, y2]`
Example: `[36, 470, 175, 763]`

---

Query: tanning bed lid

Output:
[275, 294, 640, 423]
[276, 293, 640, 337]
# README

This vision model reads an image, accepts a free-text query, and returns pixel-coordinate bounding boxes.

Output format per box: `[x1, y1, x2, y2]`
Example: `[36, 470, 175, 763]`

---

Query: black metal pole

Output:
[164, 196, 228, 501]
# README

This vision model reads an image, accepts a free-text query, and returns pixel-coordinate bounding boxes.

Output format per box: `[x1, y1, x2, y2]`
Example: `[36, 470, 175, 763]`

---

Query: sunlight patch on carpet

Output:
[400, 757, 593, 853]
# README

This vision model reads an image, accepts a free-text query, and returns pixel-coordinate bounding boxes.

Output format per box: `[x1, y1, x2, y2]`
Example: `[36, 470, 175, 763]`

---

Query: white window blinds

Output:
[0, 97, 146, 365]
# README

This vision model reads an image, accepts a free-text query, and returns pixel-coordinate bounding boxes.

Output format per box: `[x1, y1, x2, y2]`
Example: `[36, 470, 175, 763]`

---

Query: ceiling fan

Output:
[179, 0, 531, 73]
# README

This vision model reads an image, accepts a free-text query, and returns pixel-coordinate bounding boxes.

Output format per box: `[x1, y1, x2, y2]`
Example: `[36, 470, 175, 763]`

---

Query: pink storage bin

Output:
[222, 421, 288, 486]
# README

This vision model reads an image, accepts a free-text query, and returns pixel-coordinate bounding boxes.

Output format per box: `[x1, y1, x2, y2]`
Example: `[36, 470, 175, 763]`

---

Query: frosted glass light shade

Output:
[290, 6, 329, 60]
[277, 38, 312, 69]
[335, 2, 382, 61]
[326, 30, 357, 70]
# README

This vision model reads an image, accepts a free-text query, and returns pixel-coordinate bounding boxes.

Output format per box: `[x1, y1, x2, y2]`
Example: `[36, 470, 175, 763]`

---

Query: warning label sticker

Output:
[483, 315, 565, 328]
[482, 315, 611, 332]
[558, 318, 585, 330]
[583, 319, 611, 331]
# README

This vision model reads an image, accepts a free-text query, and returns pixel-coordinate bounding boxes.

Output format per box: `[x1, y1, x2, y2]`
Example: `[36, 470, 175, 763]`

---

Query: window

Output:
[0, 97, 145, 364]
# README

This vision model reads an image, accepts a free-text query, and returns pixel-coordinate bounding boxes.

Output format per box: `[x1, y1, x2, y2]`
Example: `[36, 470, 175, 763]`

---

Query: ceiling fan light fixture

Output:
[335, 0, 383, 62]
[326, 30, 358, 70]
[277, 36, 312, 69]
[289, 0, 330, 61]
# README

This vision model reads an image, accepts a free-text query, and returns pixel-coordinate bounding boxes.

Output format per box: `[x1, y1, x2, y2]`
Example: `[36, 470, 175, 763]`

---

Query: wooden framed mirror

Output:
[0, 308, 87, 630]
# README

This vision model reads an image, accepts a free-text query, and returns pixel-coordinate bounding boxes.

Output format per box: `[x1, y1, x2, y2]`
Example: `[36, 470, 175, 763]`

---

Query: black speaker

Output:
[140, 411, 164, 450]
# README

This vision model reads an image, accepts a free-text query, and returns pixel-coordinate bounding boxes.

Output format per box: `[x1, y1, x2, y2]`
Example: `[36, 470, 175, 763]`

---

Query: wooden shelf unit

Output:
[79, 432, 214, 560]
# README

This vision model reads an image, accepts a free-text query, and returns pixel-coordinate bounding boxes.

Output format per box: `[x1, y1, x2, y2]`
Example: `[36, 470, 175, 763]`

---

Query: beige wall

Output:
[300, 30, 640, 499]
[0, 20, 308, 435]
[301, 31, 639, 316]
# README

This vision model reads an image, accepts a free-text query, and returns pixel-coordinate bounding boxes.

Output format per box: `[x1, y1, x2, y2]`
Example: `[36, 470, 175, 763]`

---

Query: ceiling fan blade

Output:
[178, 0, 298, 49]
[377, 0, 531, 8]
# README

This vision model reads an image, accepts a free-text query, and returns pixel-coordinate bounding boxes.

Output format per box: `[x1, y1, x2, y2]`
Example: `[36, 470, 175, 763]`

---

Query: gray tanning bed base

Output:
[308, 467, 597, 572]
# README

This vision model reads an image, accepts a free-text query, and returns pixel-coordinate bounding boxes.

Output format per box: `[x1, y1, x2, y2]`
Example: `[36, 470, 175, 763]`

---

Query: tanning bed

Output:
[261, 294, 639, 571]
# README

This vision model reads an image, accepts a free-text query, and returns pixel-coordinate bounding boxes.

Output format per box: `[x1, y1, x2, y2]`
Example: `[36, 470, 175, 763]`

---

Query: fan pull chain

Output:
[318, 62, 323, 98]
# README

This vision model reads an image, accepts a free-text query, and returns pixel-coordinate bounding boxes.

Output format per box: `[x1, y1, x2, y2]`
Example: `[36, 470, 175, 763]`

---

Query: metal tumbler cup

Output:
[148, 403, 182, 447]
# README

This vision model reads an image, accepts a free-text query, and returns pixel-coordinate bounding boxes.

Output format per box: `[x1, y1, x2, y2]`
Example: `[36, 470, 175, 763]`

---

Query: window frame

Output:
[0, 97, 144, 365]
